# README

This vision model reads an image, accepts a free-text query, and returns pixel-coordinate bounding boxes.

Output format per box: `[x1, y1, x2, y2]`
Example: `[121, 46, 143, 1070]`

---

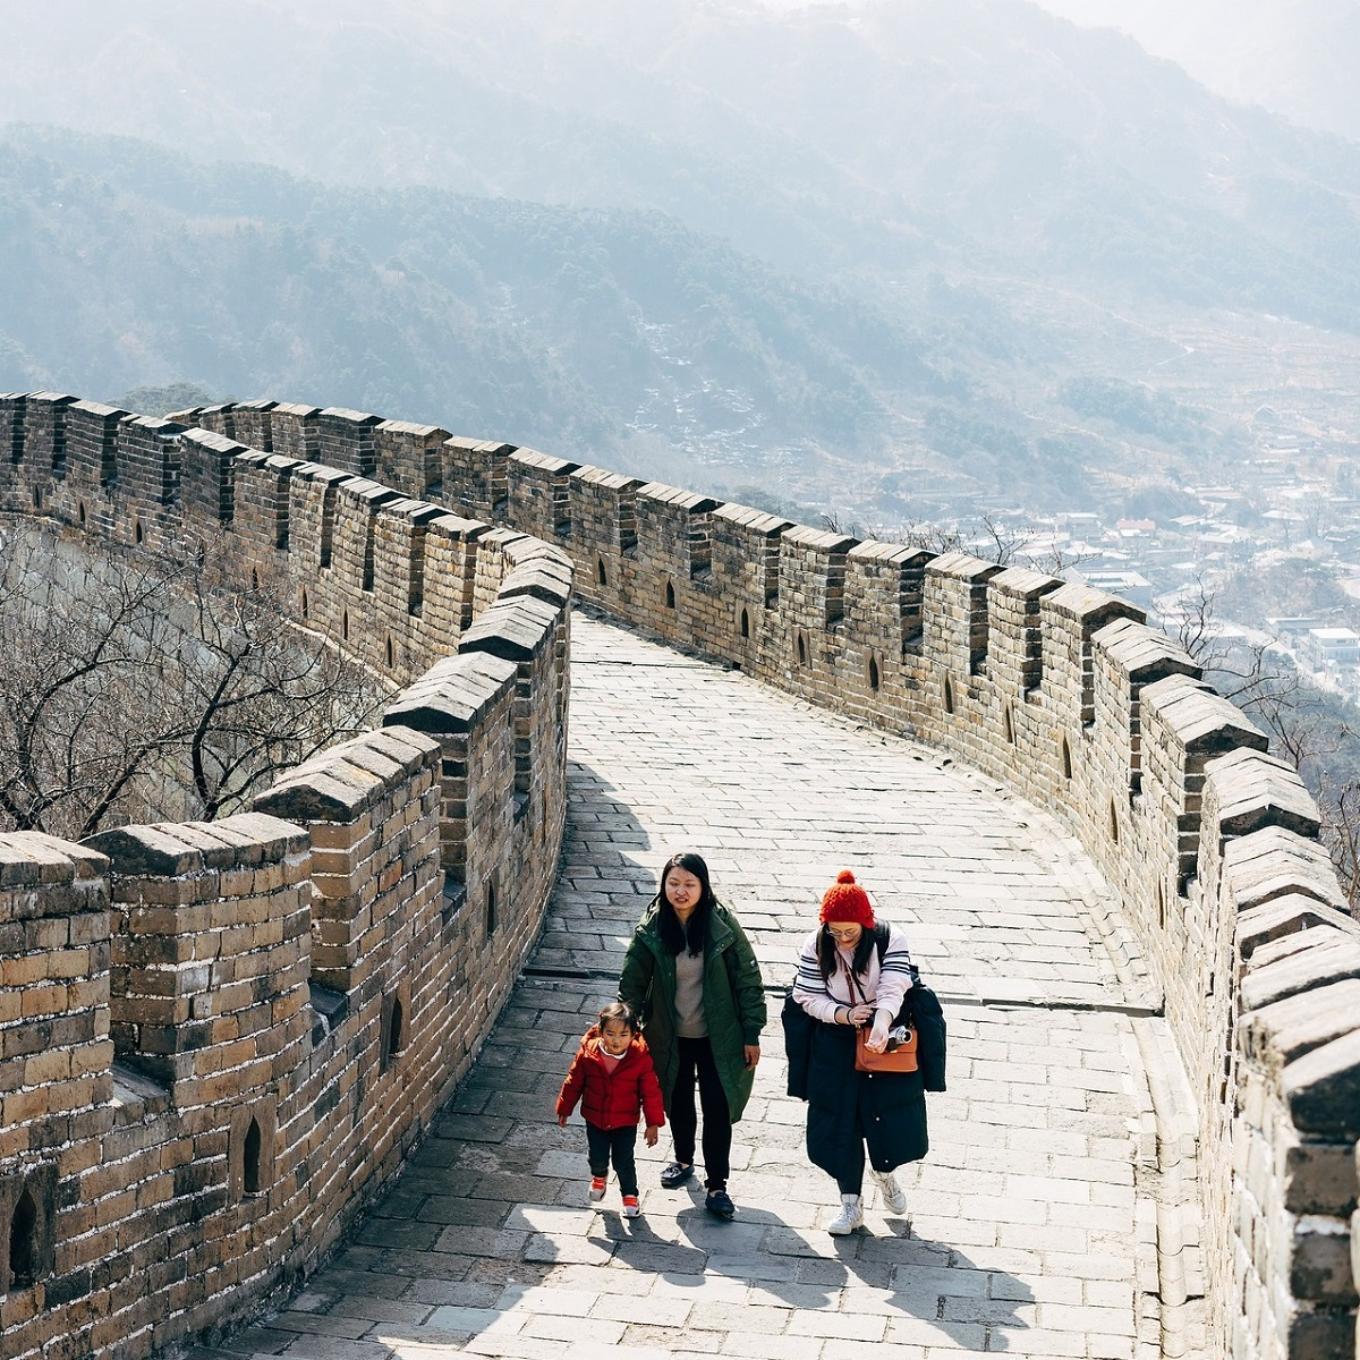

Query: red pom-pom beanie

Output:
[819, 869, 875, 928]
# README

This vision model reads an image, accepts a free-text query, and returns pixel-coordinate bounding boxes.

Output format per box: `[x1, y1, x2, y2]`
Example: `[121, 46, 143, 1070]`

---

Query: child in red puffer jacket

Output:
[556, 1001, 665, 1217]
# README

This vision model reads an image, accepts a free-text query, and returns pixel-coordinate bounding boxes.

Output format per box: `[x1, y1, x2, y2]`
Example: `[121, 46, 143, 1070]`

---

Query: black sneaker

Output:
[705, 1188, 736, 1220]
[660, 1161, 694, 1189]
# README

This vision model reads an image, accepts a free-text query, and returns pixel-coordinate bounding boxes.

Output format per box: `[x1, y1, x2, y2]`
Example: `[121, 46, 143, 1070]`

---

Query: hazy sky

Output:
[753, 0, 1358, 142]
[752, 0, 1175, 42]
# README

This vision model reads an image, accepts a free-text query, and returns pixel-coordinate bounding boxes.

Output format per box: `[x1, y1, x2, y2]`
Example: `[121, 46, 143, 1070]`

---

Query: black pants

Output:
[585, 1122, 638, 1197]
[834, 1078, 879, 1196]
[837, 1108, 867, 1196]
[670, 1036, 731, 1190]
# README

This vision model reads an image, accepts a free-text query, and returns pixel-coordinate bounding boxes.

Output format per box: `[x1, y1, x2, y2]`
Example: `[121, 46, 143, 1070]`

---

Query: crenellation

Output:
[19, 393, 76, 509]
[114, 415, 187, 535]
[0, 393, 24, 464]
[986, 565, 1061, 695]
[226, 400, 277, 453]
[628, 484, 723, 647]
[369, 495, 445, 656]
[63, 401, 125, 495]
[0, 832, 113, 1340]
[264, 402, 322, 463]
[374, 418, 450, 499]
[85, 814, 311, 1101]
[316, 408, 380, 479]
[508, 448, 580, 545]
[322, 476, 400, 667]
[192, 403, 237, 441]
[179, 429, 243, 527]
[1, 396, 570, 1360]
[1040, 583, 1144, 731]
[498, 554, 574, 609]
[923, 551, 1005, 681]
[1207, 748, 1323, 845]
[710, 504, 792, 668]
[410, 405, 1360, 1358]
[417, 512, 487, 649]
[0, 832, 112, 1143]
[781, 525, 857, 629]
[382, 650, 518, 884]
[470, 525, 527, 618]
[0, 394, 27, 515]
[460, 594, 562, 807]
[442, 436, 515, 521]
[284, 458, 349, 592]
[848, 541, 935, 654]
[233, 449, 300, 555]
[1143, 674, 1269, 901]
[256, 727, 439, 995]
[1194, 753, 1360, 1360]
[1092, 616, 1199, 805]
[569, 466, 642, 602]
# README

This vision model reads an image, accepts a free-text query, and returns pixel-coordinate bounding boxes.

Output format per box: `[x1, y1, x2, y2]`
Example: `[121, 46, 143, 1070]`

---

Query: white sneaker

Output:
[827, 1194, 864, 1235]
[873, 1170, 907, 1215]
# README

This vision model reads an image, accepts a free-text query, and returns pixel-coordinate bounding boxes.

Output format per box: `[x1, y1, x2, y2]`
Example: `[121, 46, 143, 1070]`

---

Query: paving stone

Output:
[235, 614, 1164, 1358]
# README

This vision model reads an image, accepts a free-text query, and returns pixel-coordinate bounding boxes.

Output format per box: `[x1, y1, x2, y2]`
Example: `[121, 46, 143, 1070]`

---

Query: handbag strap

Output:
[839, 954, 870, 1008]
[842, 952, 915, 1035]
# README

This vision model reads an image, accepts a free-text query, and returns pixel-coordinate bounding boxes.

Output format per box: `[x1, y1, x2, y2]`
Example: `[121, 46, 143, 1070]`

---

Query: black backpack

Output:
[780, 924, 947, 1095]
[870, 924, 947, 1092]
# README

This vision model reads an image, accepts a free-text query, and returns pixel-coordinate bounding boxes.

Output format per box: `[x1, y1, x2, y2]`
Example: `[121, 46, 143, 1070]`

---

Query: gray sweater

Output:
[673, 948, 708, 1038]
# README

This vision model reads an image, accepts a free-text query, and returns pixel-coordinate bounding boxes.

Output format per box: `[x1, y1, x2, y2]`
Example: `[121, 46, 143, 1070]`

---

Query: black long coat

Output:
[784, 999, 929, 1180]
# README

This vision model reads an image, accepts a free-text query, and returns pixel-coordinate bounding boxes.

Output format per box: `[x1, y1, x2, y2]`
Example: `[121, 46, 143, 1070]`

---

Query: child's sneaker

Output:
[621, 1194, 641, 1218]
[588, 1175, 607, 1202]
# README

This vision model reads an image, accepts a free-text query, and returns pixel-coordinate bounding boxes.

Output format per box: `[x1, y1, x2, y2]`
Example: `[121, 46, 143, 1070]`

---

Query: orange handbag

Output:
[845, 963, 918, 1073]
[854, 1024, 918, 1073]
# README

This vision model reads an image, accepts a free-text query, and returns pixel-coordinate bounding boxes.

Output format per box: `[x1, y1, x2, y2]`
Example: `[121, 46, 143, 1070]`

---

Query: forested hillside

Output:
[3, 0, 1359, 511]
[0, 129, 943, 485]
[2, 0, 1357, 329]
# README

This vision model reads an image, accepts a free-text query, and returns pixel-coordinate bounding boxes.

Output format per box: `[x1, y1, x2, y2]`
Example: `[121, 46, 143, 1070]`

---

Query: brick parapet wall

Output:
[1201, 757, 1360, 1359]
[331, 401, 1354, 1360]
[9, 388, 1359, 1355]
[0, 395, 571, 1358]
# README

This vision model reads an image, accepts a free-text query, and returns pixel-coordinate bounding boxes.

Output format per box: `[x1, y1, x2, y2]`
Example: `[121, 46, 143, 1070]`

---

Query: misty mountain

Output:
[1032, 0, 1360, 144]
[0, 127, 941, 485]
[2, 0, 1358, 334]
[3, 1, 1359, 517]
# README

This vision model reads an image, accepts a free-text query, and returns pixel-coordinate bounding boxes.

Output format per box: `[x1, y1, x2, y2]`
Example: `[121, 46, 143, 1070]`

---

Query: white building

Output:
[1306, 626, 1360, 668]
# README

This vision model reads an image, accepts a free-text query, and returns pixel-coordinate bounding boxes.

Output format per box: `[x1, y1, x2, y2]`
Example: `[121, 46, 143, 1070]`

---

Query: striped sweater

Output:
[792, 923, 914, 1025]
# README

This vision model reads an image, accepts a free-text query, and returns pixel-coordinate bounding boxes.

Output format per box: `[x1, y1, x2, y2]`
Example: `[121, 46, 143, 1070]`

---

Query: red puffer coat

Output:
[556, 1028, 666, 1132]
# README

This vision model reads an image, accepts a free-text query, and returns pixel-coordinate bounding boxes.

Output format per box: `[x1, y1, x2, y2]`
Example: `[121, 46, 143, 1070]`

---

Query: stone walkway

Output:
[190, 611, 1198, 1360]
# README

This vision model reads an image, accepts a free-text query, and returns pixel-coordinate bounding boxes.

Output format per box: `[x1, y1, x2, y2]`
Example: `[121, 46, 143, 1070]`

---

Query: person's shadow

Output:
[657, 1199, 1037, 1352]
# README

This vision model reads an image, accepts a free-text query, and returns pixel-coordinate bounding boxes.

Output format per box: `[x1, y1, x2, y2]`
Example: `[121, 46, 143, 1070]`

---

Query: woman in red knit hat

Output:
[789, 870, 926, 1234]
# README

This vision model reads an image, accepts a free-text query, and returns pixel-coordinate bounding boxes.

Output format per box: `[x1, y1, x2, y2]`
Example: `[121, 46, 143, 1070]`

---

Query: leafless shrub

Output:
[0, 522, 386, 839]
[1177, 578, 1360, 914]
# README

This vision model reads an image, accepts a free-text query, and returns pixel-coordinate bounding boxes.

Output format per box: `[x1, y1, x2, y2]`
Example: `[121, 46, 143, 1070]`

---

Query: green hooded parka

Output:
[618, 901, 766, 1124]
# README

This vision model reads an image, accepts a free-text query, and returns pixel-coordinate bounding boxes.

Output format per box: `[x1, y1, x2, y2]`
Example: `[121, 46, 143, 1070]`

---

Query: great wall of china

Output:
[0, 392, 1357, 1359]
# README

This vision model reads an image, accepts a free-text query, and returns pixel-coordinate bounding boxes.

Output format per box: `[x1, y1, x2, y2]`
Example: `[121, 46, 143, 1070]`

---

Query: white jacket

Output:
[792, 922, 913, 1025]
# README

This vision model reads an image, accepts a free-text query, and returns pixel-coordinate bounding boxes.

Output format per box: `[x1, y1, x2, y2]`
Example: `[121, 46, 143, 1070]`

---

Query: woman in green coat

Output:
[618, 851, 766, 1220]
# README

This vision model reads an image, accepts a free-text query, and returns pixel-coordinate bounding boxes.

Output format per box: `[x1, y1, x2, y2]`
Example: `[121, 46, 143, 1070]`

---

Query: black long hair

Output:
[818, 923, 882, 981]
[654, 851, 716, 957]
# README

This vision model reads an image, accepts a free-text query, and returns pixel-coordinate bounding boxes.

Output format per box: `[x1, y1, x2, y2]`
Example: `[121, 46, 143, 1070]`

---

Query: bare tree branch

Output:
[0, 522, 387, 838]
[1177, 578, 1360, 917]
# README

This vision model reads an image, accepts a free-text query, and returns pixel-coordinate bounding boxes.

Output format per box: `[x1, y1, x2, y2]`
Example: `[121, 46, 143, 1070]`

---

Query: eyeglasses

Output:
[826, 926, 861, 940]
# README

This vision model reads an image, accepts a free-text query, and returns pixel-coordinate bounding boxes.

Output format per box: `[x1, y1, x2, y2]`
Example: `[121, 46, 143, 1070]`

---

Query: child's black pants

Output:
[586, 1122, 638, 1196]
